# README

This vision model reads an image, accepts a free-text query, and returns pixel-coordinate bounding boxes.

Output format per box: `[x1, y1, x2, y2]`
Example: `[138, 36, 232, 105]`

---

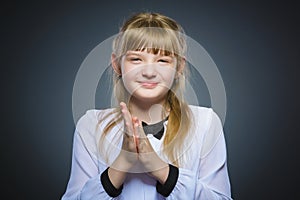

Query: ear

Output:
[111, 53, 122, 76]
[176, 57, 186, 77]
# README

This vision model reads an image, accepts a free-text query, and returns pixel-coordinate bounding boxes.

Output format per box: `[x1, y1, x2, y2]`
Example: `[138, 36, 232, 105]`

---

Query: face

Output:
[120, 50, 177, 105]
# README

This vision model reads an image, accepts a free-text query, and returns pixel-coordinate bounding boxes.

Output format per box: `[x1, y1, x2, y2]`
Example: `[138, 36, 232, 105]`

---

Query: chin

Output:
[132, 92, 166, 103]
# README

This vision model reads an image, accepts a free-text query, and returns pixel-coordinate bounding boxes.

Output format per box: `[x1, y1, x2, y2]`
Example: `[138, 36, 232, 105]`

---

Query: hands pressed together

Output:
[108, 102, 169, 189]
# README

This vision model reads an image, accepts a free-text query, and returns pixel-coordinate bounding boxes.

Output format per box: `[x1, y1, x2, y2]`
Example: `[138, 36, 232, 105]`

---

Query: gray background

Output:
[2, 0, 299, 199]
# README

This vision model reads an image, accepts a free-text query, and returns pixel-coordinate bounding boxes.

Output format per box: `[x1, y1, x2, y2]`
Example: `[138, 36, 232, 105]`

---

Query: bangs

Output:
[135, 47, 173, 56]
[115, 27, 183, 57]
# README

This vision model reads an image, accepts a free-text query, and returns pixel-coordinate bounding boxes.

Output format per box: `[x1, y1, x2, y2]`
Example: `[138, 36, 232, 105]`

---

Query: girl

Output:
[62, 12, 232, 199]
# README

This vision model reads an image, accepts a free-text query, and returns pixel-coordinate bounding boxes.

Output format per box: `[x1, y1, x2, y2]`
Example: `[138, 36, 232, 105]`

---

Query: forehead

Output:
[126, 48, 174, 56]
[116, 27, 183, 55]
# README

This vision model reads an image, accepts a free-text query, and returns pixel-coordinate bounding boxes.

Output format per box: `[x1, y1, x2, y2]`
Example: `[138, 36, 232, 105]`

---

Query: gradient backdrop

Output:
[2, 1, 299, 199]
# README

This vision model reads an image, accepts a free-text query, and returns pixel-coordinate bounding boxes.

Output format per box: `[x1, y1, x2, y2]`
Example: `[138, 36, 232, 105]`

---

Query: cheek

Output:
[158, 67, 176, 86]
[122, 75, 134, 94]
[122, 65, 139, 81]
[121, 65, 139, 94]
[121, 62, 132, 75]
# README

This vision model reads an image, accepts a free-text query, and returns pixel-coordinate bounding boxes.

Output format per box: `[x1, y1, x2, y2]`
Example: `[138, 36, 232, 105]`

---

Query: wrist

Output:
[150, 164, 169, 184]
[156, 164, 179, 197]
[113, 153, 135, 172]
[101, 167, 123, 197]
[107, 167, 127, 189]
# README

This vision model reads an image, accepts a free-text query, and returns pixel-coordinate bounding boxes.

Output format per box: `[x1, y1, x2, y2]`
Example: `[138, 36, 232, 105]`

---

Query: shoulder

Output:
[187, 105, 223, 140]
[188, 105, 221, 126]
[75, 108, 116, 134]
[73, 108, 118, 158]
[188, 105, 213, 116]
[188, 105, 225, 158]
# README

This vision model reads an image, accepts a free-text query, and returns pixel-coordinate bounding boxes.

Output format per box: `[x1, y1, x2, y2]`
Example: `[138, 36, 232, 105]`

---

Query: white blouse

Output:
[61, 105, 232, 199]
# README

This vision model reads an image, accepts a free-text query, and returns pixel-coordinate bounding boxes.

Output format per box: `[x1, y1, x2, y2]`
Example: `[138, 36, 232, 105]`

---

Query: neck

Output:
[128, 97, 169, 124]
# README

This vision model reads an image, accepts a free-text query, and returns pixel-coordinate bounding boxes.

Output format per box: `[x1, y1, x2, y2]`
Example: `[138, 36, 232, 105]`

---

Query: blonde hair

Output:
[98, 12, 193, 167]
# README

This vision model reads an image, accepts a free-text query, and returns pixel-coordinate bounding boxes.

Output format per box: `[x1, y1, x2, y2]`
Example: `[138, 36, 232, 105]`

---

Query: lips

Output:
[138, 81, 159, 88]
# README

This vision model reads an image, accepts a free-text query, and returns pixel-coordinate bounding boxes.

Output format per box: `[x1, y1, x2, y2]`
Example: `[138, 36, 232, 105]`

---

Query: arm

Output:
[165, 110, 232, 200]
[61, 112, 120, 200]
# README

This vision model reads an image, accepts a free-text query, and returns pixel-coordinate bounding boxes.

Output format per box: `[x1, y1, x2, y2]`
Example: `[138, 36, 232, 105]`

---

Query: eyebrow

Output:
[125, 51, 174, 58]
[126, 51, 142, 56]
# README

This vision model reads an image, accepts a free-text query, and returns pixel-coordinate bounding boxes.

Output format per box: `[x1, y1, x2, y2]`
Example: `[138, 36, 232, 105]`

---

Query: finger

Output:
[133, 122, 139, 153]
[124, 122, 133, 136]
[132, 116, 138, 124]
[120, 102, 132, 122]
[131, 116, 137, 137]
[120, 102, 133, 135]
[137, 119, 147, 139]
[132, 117, 142, 138]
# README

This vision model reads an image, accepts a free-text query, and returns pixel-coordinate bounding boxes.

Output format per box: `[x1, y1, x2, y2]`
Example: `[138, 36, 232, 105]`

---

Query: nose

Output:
[141, 64, 157, 78]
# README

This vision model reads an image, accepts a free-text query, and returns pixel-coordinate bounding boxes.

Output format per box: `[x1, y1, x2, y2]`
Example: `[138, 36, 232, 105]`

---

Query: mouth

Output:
[137, 81, 159, 89]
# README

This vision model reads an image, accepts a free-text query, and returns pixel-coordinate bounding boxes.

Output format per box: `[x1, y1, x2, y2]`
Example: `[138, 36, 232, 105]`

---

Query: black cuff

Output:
[100, 167, 123, 197]
[156, 164, 179, 197]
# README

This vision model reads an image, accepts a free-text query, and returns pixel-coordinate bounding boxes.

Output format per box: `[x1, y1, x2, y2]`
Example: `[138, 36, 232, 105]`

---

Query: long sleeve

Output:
[165, 109, 232, 200]
[61, 111, 121, 200]
[195, 131, 232, 199]
[61, 107, 232, 199]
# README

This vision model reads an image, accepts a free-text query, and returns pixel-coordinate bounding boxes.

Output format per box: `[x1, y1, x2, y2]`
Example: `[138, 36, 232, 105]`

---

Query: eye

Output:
[129, 57, 142, 63]
[158, 57, 173, 64]
[131, 58, 141, 61]
[158, 59, 169, 63]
